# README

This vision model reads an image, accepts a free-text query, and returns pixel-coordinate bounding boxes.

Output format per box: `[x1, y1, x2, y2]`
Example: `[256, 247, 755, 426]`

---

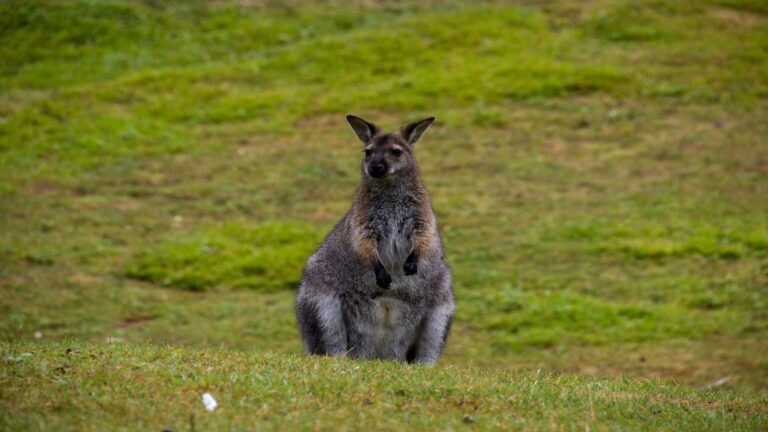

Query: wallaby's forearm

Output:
[373, 259, 392, 289]
[403, 250, 418, 275]
[355, 234, 392, 289]
[368, 232, 427, 283]
[404, 227, 435, 276]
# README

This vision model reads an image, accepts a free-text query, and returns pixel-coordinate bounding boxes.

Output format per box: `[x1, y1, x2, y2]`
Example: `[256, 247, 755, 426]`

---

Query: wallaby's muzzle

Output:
[368, 161, 388, 178]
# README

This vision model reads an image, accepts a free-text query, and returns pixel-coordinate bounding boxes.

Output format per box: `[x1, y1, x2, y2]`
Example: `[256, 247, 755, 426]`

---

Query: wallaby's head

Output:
[346, 115, 435, 180]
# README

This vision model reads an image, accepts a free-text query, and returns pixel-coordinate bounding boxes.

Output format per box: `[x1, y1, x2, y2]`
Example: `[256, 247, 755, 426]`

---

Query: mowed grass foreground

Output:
[1, 0, 767, 429]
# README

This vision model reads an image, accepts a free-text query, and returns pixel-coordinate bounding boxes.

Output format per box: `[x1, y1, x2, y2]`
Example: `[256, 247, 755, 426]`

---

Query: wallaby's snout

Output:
[368, 159, 388, 178]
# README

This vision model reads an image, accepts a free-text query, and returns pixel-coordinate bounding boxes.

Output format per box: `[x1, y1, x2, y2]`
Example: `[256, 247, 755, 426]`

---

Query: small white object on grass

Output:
[701, 377, 731, 391]
[202, 393, 218, 412]
[34, 331, 43, 339]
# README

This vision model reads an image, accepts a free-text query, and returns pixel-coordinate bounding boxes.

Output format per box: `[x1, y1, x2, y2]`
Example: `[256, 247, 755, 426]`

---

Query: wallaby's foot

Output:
[403, 251, 418, 276]
[374, 260, 392, 289]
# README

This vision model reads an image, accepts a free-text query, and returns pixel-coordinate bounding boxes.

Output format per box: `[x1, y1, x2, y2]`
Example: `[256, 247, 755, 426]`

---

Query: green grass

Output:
[125, 221, 321, 291]
[1, 0, 767, 429]
[2, 341, 766, 431]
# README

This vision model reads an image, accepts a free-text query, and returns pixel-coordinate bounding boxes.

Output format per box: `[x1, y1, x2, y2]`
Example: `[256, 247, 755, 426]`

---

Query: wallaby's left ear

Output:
[347, 115, 380, 144]
[400, 117, 435, 146]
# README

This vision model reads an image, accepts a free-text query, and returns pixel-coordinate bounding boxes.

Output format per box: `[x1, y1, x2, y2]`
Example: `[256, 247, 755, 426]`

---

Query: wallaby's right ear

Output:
[346, 115, 379, 144]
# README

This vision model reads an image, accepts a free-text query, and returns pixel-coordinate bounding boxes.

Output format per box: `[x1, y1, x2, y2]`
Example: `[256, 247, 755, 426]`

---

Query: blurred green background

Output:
[1, 0, 766, 396]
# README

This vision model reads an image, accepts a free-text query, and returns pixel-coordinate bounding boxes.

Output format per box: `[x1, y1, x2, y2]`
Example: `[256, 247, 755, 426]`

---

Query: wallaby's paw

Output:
[404, 252, 418, 276]
[403, 260, 418, 276]
[374, 262, 392, 289]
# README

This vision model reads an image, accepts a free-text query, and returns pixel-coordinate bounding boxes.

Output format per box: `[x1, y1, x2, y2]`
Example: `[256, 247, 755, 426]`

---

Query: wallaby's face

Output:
[362, 135, 411, 178]
[346, 115, 435, 180]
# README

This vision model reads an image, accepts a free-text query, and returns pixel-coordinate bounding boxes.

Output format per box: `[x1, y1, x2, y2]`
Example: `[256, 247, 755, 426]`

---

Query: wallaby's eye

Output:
[364, 149, 373, 157]
[390, 149, 403, 157]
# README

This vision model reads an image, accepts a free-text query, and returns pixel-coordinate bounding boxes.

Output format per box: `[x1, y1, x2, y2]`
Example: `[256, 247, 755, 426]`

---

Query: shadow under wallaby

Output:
[295, 115, 454, 364]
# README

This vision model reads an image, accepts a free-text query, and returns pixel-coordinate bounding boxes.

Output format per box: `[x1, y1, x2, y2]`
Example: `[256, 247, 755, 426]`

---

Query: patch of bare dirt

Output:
[710, 7, 765, 29]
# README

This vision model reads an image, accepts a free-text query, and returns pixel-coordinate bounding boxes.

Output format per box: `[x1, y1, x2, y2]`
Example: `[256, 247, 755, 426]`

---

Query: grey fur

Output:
[295, 115, 454, 365]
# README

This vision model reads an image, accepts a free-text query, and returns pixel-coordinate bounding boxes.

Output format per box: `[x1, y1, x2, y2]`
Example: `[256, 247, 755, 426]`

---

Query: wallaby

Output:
[295, 115, 454, 365]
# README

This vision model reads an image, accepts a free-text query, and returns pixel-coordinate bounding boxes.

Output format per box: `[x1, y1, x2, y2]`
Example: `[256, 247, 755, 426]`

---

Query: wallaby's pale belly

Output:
[355, 296, 413, 359]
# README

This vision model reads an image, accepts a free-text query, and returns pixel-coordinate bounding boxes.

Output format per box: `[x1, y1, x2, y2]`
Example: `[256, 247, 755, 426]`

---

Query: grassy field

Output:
[3, 341, 766, 430]
[1, 0, 767, 429]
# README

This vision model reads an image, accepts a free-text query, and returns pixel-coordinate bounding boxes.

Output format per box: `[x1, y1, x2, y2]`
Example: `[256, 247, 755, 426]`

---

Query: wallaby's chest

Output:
[369, 199, 418, 272]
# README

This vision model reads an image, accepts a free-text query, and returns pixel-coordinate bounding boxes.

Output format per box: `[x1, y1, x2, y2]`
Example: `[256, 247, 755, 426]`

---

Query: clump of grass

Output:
[473, 289, 734, 351]
[552, 219, 767, 260]
[125, 222, 321, 291]
[472, 104, 508, 127]
[615, 238, 746, 259]
[715, 0, 768, 14]
[584, 4, 671, 42]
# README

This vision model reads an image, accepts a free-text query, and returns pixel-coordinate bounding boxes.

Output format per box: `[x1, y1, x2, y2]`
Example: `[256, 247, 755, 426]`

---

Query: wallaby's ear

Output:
[400, 117, 435, 146]
[346, 115, 379, 144]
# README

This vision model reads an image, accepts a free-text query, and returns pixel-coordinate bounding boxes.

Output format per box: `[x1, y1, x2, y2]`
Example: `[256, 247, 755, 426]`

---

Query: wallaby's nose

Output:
[369, 162, 387, 178]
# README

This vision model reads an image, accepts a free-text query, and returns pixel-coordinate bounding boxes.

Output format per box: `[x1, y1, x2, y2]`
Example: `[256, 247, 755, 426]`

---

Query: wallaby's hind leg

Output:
[410, 304, 454, 365]
[296, 298, 325, 355]
[296, 291, 348, 356]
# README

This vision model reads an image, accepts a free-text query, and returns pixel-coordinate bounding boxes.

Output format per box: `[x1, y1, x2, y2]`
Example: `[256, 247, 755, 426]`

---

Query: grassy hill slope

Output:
[1, 0, 767, 429]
